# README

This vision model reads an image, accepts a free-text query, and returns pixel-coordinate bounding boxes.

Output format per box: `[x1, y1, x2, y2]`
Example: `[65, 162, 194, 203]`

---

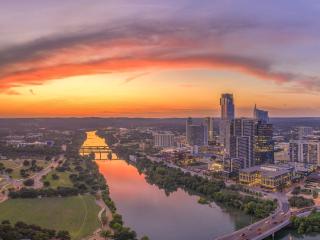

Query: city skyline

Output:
[1, 1, 320, 117]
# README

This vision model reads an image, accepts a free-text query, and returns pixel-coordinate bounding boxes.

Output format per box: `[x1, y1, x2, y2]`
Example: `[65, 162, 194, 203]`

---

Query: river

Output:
[81, 131, 318, 240]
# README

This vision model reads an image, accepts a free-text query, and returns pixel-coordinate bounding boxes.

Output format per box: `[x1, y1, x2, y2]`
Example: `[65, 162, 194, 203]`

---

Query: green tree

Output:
[56, 230, 71, 240]
[100, 230, 113, 240]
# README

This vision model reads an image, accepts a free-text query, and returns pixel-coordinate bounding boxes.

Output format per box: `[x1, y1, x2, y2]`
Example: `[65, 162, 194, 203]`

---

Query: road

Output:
[215, 190, 289, 240]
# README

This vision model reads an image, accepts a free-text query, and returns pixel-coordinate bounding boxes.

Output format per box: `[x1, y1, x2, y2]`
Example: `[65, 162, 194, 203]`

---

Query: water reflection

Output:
[82, 131, 252, 240]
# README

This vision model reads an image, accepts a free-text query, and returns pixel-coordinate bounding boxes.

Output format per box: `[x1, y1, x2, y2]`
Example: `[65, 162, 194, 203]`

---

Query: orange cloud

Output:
[0, 53, 309, 92]
[0, 21, 319, 93]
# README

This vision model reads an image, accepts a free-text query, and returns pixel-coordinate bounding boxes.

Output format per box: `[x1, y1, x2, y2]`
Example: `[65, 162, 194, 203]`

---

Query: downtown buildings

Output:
[219, 93, 274, 170]
[289, 140, 320, 165]
[239, 165, 293, 190]
[186, 118, 208, 146]
[154, 133, 175, 148]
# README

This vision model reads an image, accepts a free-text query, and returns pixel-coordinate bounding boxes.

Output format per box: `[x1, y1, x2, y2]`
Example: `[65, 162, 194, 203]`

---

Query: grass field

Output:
[43, 170, 73, 188]
[0, 195, 100, 240]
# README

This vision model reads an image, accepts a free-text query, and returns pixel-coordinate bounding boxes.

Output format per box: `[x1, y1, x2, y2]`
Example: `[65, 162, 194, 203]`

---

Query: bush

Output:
[23, 179, 35, 187]
[289, 196, 314, 208]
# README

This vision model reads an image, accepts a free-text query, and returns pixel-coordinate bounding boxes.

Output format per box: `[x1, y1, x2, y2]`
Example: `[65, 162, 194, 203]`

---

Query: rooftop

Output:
[240, 164, 292, 177]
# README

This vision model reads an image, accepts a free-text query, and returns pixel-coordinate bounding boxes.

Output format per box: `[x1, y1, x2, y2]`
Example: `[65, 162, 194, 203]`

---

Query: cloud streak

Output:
[123, 72, 150, 84]
[0, 18, 319, 92]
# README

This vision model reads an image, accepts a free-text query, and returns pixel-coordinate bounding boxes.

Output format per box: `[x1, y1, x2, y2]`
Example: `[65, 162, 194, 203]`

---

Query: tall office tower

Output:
[229, 118, 255, 168]
[289, 140, 320, 165]
[186, 117, 193, 143]
[254, 121, 274, 165]
[253, 105, 269, 123]
[186, 117, 208, 146]
[204, 117, 214, 141]
[297, 126, 313, 140]
[219, 93, 235, 151]
[220, 94, 235, 120]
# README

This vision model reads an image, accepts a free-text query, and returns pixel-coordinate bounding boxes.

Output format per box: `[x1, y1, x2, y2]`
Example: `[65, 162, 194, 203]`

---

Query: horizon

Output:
[1, 0, 320, 117]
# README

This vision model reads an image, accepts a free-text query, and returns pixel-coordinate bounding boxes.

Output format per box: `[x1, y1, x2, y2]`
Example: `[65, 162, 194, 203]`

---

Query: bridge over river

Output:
[80, 145, 113, 160]
[216, 203, 319, 240]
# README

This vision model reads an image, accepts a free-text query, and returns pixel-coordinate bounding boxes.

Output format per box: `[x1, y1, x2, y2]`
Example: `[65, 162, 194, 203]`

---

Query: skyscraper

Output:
[253, 105, 269, 123]
[220, 94, 235, 120]
[186, 117, 193, 143]
[204, 117, 214, 141]
[254, 121, 274, 165]
[229, 118, 255, 168]
[219, 93, 235, 151]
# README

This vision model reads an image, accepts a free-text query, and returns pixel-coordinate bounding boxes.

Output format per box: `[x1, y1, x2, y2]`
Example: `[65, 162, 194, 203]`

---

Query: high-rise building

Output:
[186, 117, 193, 143]
[204, 117, 214, 141]
[186, 118, 208, 146]
[253, 105, 269, 123]
[219, 93, 235, 150]
[154, 133, 174, 148]
[220, 93, 235, 120]
[229, 118, 255, 168]
[297, 126, 313, 140]
[289, 140, 320, 165]
[254, 121, 274, 165]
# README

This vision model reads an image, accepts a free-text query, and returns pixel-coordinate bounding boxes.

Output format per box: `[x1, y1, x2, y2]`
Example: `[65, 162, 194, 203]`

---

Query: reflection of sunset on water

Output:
[82, 131, 252, 240]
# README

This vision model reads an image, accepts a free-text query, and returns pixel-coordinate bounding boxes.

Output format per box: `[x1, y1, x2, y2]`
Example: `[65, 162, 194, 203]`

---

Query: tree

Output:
[292, 186, 301, 195]
[5, 168, 13, 174]
[56, 230, 71, 240]
[23, 179, 34, 187]
[141, 236, 150, 240]
[23, 160, 30, 167]
[52, 173, 60, 180]
[100, 230, 113, 240]
[44, 181, 50, 187]
[0, 163, 5, 172]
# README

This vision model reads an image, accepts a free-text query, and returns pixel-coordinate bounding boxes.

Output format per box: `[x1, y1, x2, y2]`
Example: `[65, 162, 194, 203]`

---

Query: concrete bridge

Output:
[80, 146, 112, 160]
[215, 204, 319, 240]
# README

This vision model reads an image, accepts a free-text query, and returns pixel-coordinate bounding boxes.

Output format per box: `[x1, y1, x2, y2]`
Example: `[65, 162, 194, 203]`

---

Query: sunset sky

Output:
[1, 0, 320, 117]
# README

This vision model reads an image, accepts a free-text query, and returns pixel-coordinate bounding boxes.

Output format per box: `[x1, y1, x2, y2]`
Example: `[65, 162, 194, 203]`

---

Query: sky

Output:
[1, 0, 320, 117]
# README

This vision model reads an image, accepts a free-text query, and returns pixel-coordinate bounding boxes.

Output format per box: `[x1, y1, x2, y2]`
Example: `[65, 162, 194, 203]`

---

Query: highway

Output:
[215, 196, 318, 240]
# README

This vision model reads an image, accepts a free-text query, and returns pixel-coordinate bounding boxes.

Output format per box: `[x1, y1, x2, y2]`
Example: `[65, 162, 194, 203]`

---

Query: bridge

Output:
[215, 200, 319, 240]
[80, 146, 112, 160]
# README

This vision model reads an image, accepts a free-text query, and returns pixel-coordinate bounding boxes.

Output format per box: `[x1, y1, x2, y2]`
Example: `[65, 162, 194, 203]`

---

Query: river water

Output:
[82, 131, 318, 240]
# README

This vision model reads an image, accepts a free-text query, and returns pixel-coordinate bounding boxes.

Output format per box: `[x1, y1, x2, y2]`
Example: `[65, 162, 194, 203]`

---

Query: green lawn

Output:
[43, 170, 73, 188]
[0, 195, 100, 240]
